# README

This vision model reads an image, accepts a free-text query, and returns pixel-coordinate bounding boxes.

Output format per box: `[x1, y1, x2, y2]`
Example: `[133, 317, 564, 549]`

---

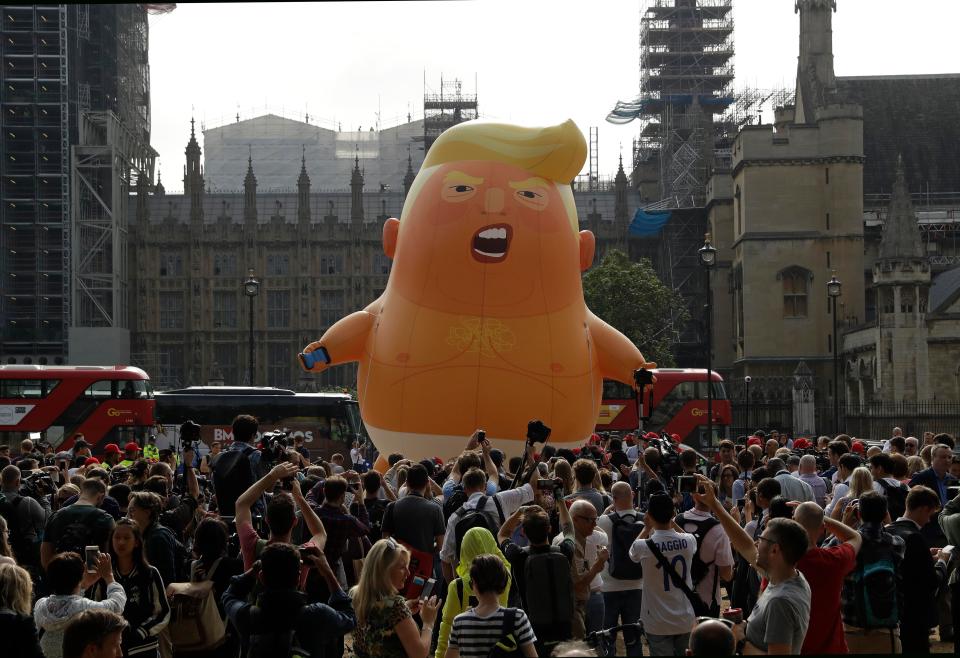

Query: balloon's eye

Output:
[518, 190, 538, 199]
[441, 183, 478, 203]
[515, 188, 549, 210]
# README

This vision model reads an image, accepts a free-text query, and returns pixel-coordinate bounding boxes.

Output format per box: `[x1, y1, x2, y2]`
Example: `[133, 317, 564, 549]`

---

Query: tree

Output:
[582, 249, 688, 368]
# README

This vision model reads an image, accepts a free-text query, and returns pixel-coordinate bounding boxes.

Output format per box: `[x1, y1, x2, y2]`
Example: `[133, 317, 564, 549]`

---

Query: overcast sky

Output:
[148, 0, 960, 192]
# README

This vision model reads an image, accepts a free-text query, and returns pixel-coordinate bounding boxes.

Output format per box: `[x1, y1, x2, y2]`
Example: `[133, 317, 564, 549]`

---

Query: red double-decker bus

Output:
[596, 369, 730, 451]
[0, 366, 155, 451]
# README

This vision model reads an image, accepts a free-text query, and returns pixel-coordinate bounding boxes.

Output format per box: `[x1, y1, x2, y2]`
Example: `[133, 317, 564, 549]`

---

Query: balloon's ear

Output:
[383, 218, 400, 259]
[579, 230, 596, 272]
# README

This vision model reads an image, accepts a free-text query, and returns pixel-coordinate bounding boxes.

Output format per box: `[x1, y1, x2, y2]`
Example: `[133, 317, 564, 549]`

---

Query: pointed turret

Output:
[244, 148, 257, 225]
[154, 169, 165, 197]
[350, 152, 364, 225]
[297, 146, 311, 225]
[183, 117, 204, 221]
[880, 155, 924, 261]
[403, 148, 416, 199]
[614, 153, 629, 227]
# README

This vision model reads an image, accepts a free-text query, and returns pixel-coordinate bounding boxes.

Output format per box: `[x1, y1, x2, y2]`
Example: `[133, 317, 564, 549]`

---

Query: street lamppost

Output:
[827, 273, 843, 435]
[243, 268, 260, 386]
[744, 375, 752, 437]
[699, 233, 717, 450]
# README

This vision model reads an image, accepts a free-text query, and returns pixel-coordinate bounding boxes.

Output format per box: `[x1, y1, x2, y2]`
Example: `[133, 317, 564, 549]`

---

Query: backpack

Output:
[167, 558, 227, 652]
[521, 546, 574, 630]
[876, 479, 909, 520]
[730, 517, 763, 617]
[443, 484, 468, 521]
[147, 523, 192, 584]
[605, 512, 644, 580]
[487, 608, 523, 658]
[675, 513, 721, 587]
[0, 494, 34, 566]
[843, 532, 903, 629]
[453, 496, 505, 561]
[246, 606, 310, 658]
[213, 446, 255, 517]
[364, 498, 389, 543]
[455, 577, 480, 609]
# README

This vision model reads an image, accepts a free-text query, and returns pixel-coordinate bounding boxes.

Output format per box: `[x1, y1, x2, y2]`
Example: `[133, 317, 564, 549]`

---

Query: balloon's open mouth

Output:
[471, 224, 513, 263]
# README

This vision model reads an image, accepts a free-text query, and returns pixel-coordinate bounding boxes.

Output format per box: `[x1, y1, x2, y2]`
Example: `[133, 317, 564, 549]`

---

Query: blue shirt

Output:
[443, 477, 497, 500]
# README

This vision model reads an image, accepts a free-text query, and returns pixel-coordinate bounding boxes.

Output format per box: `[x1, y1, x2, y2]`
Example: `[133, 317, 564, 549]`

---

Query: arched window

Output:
[778, 267, 812, 318]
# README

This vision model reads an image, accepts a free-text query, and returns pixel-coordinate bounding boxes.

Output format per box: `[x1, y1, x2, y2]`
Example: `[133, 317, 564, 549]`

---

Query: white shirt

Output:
[629, 528, 697, 635]
[596, 509, 644, 592]
[626, 445, 640, 463]
[440, 484, 534, 564]
[554, 528, 606, 593]
[676, 509, 734, 608]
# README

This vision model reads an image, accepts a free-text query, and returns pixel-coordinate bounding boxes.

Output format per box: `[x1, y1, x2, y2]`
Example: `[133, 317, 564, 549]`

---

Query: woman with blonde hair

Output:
[831, 466, 876, 524]
[0, 516, 15, 566]
[0, 562, 44, 657]
[552, 460, 574, 498]
[435, 527, 512, 658]
[351, 538, 439, 658]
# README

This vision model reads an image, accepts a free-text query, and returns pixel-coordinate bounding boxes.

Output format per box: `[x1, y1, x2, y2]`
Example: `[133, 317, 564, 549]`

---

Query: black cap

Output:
[74, 439, 89, 449]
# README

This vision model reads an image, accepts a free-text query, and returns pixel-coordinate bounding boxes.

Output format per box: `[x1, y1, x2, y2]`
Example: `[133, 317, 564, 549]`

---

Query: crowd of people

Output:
[1, 420, 959, 657]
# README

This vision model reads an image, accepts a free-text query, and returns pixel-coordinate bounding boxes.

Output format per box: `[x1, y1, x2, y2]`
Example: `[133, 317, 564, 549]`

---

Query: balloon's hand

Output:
[299, 344, 331, 372]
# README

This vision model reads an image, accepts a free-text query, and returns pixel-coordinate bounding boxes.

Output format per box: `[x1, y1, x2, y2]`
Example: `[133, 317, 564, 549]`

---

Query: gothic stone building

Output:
[128, 121, 636, 390]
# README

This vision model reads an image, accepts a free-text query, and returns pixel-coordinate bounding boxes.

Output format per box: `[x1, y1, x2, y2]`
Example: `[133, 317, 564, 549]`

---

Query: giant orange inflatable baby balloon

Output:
[299, 120, 655, 460]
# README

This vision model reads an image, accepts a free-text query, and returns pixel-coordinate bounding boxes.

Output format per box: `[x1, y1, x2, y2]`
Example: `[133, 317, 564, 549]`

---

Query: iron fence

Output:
[730, 400, 960, 441]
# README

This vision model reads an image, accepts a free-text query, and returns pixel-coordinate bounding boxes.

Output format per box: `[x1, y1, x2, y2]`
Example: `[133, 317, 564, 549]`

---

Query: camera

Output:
[21, 471, 55, 497]
[477, 430, 486, 443]
[633, 368, 655, 388]
[676, 475, 697, 494]
[526, 420, 551, 445]
[180, 420, 202, 452]
[263, 429, 290, 462]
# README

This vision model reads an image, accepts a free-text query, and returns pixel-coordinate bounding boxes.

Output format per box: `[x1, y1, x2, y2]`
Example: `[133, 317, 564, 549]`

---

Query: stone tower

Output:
[729, 0, 864, 408]
[871, 156, 931, 401]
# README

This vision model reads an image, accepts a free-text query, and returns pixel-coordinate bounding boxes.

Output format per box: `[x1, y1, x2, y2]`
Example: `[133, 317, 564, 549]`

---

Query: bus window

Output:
[669, 382, 697, 401]
[603, 381, 634, 399]
[83, 381, 115, 399]
[1, 379, 46, 399]
[117, 380, 151, 400]
[345, 403, 368, 441]
[694, 382, 727, 400]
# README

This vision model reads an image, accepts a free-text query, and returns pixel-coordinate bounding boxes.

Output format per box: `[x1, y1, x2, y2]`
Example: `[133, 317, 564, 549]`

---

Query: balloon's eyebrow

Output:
[508, 177, 549, 190]
[443, 171, 484, 186]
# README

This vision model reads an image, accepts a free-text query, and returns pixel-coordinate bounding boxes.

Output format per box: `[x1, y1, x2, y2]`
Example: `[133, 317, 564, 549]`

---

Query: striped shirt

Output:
[449, 606, 537, 658]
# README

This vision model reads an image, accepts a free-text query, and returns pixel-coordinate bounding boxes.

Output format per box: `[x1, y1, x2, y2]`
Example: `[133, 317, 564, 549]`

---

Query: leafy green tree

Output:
[582, 249, 688, 367]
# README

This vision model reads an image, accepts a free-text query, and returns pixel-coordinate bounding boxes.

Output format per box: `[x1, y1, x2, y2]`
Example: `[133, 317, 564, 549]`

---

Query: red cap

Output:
[590, 433, 601, 444]
[670, 433, 681, 443]
[124, 442, 140, 453]
[644, 432, 658, 440]
[572, 448, 581, 456]
[852, 440, 865, 454]
[793, 438, 809, 450]
[747, 436, 762, 447]
[433, 457, 444, 466]
[103, 443, 121, 454]
[84, 457, 100, 466]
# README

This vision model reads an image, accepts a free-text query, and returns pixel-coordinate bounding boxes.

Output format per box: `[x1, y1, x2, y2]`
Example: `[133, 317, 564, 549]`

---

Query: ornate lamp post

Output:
[698, 234, 717, 449]
[744, 375, 752, 437]
[243, 268, 260, 386]
[827, 273, 843, 434]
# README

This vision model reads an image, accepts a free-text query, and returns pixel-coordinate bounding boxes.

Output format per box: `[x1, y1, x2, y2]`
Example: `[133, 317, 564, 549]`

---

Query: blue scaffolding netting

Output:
[629, 208, 673, 237]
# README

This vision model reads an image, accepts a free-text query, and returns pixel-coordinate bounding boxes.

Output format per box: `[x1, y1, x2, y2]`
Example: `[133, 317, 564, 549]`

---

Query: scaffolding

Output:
[423, 76, 478, 154]
[72, 111, 156, 329]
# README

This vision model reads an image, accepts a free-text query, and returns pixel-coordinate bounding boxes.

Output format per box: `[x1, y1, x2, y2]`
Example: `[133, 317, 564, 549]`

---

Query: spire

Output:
[403, 147, 416, 198]
[184, 117, 203, 220]
[244, 146, 257, 224]
[880, 155, 924, 260]
[297, 145, 310, 187]
[350, 152, 364, 224]
[614, 153, 628, 187]
[297, 145, 310, 224]
[154, 169, 164, 196]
